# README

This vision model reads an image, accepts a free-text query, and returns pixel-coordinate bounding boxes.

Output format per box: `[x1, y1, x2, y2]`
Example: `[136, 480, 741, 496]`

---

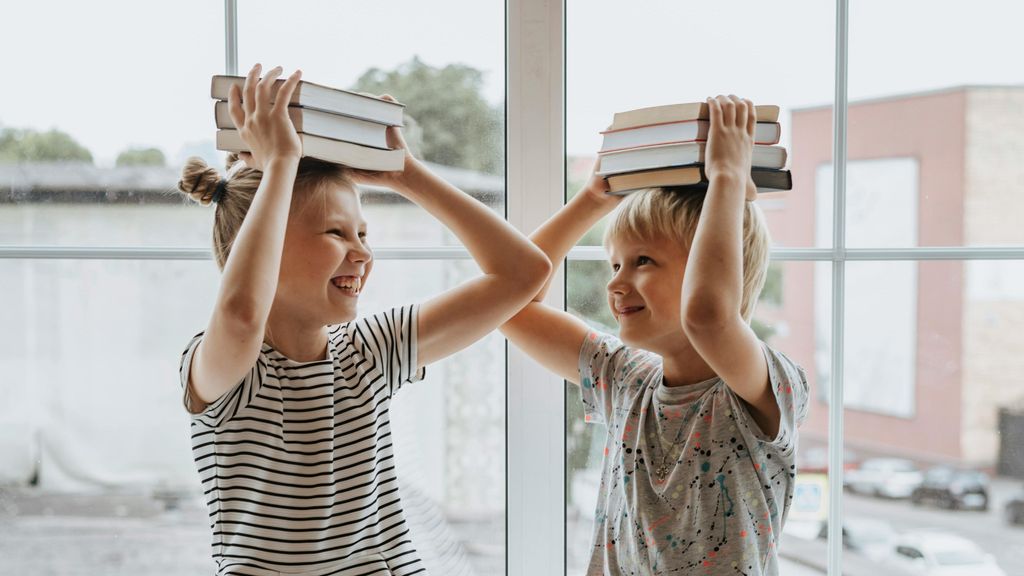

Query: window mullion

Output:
[224, 0, 237, 75]
[829, 0, 850, 573]
[506, 0, 566, 573]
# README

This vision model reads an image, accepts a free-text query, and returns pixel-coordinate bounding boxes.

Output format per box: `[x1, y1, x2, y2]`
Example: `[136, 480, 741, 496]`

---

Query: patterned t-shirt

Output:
[179, 305, 427, 576]
[578, 331, 809, 576]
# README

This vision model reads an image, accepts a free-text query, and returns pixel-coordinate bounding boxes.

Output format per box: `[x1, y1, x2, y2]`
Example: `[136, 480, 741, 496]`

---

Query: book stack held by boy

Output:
[597, 101, 792, 195]
[210, 75, 406, 171]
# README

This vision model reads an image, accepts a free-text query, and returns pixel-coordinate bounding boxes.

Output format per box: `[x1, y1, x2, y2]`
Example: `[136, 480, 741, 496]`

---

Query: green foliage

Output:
[0, 127, 92, 163]
[567, 260, 617, 332]
[351, 57, 503, 174]
[760, 262, 784, 306]
[566, 382, 599, 502]
[115, 147, 166, 167]
[751, 317, 777, 341]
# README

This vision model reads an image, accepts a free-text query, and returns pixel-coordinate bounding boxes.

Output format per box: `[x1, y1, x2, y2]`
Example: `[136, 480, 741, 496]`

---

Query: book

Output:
[210, 75, 405, 127]
[597, 142, 787, 176]
[215, 129, 404, 171]
[600, 120, 781, 152]
[214, 101, 389, 150]
[606, 166, 793, 195]
[609, 102, 780, 132]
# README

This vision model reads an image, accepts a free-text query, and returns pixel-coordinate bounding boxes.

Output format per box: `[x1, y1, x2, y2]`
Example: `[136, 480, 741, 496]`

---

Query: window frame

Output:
[2, 1, 1024, 575]
[558, 1, 1024, 575]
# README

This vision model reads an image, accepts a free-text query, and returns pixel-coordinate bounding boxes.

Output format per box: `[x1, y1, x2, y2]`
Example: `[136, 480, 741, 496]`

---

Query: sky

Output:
[3, 0, 1023, 166]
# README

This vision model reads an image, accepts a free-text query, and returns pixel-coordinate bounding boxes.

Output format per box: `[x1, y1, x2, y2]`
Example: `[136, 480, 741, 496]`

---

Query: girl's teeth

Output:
[333, 277, 361, 293]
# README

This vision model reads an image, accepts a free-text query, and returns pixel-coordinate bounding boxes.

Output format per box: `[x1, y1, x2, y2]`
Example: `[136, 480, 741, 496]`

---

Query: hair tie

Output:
[211, 179, 228, 204]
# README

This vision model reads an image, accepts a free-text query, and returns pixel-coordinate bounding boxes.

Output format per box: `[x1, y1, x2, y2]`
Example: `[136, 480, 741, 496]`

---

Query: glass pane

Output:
[238, 0, 505, 247]
[845, 1, 1024, 247]
[0, 0, 222, 247]
[0, 259, 504, 575]
[565, 259, 829, 574]
[833, 261, 1024, 574]
[567, 0, 835, 247]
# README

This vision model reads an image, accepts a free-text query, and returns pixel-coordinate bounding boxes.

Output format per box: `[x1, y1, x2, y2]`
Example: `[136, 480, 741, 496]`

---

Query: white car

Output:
[815, 516, 897, 563]
[884, 531, 1005, 576]
[844, 457, 923, 499]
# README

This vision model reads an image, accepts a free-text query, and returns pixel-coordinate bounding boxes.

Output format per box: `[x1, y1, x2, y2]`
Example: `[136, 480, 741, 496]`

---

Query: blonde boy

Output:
[502, 96, 809, 575]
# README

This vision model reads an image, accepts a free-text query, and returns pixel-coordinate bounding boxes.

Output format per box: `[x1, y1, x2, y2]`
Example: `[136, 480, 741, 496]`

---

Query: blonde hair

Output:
[603, 187, 771, 322]
[177, 154, 356, 270]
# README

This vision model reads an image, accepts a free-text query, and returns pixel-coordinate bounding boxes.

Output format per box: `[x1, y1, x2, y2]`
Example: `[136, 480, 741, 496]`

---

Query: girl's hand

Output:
[706, 94, 758, 201]
[350, 94, 420, 191]
[227, 64, 303, 170]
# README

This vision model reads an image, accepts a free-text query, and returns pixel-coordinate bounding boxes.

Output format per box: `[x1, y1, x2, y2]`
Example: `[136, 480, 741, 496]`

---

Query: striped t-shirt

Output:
[179, 305, 427, 576]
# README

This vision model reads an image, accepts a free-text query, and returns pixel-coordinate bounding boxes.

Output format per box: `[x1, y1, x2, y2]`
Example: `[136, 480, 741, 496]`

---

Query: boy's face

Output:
[606, 233, 688, 354]
[277, 186, 373, 326]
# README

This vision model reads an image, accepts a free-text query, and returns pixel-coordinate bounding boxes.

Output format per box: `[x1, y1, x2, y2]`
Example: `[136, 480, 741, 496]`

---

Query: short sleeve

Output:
[730, 342, 810, 456]
[577, 330, 655, 425]
[178, 332, 268, 428]
[343, 304, 425, 398]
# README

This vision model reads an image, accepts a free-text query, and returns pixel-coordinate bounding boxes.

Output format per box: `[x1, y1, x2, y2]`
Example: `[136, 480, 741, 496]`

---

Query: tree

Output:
[351, 57, 503, 174]
[116, 147, 166, 167]
[0, 127, 92, 163]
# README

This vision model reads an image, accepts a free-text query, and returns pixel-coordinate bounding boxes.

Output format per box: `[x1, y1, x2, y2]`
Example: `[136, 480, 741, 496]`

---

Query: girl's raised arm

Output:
[500, 167, 621, 383]
[353, 108, 551, 367]
[185, 64, 303, 410]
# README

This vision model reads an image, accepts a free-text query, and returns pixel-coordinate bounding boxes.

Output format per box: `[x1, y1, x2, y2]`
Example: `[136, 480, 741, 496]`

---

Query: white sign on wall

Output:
[815, 158, 919, 418]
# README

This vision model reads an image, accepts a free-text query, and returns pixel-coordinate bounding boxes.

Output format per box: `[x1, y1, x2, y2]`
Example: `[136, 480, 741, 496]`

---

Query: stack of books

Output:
[210, 75, 406, 171]
[596, 102, 792, 195]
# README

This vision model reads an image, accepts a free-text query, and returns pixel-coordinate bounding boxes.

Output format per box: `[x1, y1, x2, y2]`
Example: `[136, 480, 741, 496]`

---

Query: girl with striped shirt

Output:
[175, 64, 550, 575]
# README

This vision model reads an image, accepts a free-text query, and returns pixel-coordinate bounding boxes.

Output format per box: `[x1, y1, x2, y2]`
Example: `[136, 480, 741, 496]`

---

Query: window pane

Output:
[845, 1, 1024, 248]
[0, 0, 221, 247]
[0, 259, 504, 575]
[238, 0, 505, 247]
[829, 261, 1024, 574]
[567, 0, 835, 247]
[565, 259, 829, 574]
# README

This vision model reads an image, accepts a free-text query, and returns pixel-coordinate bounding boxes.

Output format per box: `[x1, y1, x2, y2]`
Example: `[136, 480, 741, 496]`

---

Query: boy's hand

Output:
[579, 160, 622, 207]
[706, 94, 758, 201]
[227, 64, 303, 170]
[350, 94, 422, 191]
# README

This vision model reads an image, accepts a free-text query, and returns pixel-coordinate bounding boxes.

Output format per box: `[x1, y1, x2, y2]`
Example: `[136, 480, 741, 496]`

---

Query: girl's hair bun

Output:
[177, 156, 221, 206]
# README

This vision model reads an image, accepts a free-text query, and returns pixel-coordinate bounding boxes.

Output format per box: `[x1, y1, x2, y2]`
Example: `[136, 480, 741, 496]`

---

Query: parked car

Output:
[883, 531, 1005, 576]
[844, 458, 923, 499]
[1004, 485, 1024, 526]
[816, 516, 897, 562]
[796, 445, 860, 474]
[910, 466, 989, 511]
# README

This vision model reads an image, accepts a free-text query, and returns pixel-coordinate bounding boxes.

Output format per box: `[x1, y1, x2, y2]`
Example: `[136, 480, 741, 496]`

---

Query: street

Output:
[780, 475, 1024, 575]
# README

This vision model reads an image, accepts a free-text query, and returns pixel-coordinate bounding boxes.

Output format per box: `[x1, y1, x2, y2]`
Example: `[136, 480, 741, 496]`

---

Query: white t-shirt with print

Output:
[578, 330, 809, 576]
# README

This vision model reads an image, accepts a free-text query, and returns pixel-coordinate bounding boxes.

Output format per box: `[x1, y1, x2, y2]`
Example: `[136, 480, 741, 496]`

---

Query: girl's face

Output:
[276, 185, 373, 326]
[605, 233, 688, 355]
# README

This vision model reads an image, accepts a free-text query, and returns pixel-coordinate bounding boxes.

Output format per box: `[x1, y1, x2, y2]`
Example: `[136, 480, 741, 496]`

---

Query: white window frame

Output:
[2, 1, 1023, 575]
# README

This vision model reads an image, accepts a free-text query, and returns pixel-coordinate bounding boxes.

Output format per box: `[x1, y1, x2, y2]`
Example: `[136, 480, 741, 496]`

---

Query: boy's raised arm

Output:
[499, 168, 622, 384]
[681, 95, 778, 436]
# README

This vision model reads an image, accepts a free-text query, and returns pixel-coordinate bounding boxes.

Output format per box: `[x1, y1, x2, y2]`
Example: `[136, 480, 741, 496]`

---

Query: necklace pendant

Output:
[656, 464, 668, 478]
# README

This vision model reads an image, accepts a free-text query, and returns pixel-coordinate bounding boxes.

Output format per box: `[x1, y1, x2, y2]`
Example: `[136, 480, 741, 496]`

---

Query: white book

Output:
[215, 101, 389, 150]
[211, 75, 405, 126]
[597, 142, 787, 176]
[601, 120, 781, 152]
[216, 129, 404, 171]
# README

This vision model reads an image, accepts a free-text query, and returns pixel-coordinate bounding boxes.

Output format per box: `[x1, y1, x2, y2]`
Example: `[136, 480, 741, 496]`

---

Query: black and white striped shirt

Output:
[179, 305, 426, 576]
